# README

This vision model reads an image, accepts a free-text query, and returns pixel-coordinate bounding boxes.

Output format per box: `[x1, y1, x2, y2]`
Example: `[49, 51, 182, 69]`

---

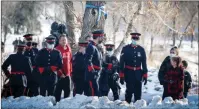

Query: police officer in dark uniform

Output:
[23, 34, 38, 96]
[35, 35, 63, 96]
[1, 43, 32, 98]
[85, 30, 104, 96]
[72, 42, 88, 96]
[119, 33, 148, 103]
[99, 43, 120, 100]
[32, 41, 39, 54]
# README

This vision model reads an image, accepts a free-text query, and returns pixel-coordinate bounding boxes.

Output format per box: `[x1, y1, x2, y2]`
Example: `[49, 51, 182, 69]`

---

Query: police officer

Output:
[119, 33, 148, 103]
[85, 30, 104, 96]
[99, 43, 120, 100]
[72, 42, 88, 96]
[1, 43, 32, 98]
[35, 35, 63, 96]
[23, 34, 38, 96]
[32, 41, 39, 54]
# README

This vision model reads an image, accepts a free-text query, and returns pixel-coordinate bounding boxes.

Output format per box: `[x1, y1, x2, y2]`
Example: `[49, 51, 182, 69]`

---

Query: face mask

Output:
[131, 39, 137, 45]
[107, 51, 113, 56]
[46, 43, 54, 49]
[170, 53, 177, 58]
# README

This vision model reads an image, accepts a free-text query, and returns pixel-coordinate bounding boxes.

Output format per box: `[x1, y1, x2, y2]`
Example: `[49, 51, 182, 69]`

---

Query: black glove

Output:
[112, 73, 119, 81]
[142, 77, 147, 85]
[120, 77, 124, 85]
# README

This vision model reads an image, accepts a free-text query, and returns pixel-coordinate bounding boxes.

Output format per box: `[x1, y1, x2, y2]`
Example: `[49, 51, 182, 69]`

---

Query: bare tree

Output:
[178, 3, 198, 48]
[63, 1, 76, 46]
[113, 2, 143, 56]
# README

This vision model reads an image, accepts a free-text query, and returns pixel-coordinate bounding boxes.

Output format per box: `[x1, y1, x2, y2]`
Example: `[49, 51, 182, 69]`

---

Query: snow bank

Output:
[2, 95, 198, 109]
[2, 95, 55, 109]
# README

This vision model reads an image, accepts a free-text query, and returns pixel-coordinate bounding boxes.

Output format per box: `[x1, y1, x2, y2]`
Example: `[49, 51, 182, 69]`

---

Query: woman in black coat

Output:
[158, 46, 179, 100]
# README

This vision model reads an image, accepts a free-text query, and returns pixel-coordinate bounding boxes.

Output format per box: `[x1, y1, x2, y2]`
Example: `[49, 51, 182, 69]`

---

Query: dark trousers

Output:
[73, 78, 87, 96]
[109, 80, 119, 100]
[10, 85, 26, 98]
[84, 81, 91, 96]
[86, 77, 99, 96]
[162, 84, 168, 100]
[125, 81, 142, 103]
[40, 73, 57, 96]
[25, 81, 39, 97]
[99, 81, 119, 100]
[40, 83, 55, 97]
[183, 92, 188, 98]
[54, 76, 71, 102]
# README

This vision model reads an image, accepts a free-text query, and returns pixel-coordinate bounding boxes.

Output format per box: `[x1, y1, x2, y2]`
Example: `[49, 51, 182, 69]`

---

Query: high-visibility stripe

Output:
[89, 81, 94, 96]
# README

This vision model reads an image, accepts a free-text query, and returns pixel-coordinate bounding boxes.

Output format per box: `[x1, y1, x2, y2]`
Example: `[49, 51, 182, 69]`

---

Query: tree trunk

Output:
[112, 13, 121, 45]
[150, 36, 154, 55]
[172, 17, 176, 46]
[3, 25, 8, 43]
[16, 24, 20, 34]
[79, 1, 106, 42]
[191, 34, 194, 48]
[63, 1, 76, 53]
[113, 19, 133, 56]
[178, 12, 197, 48]
[178, 35, 183, 48]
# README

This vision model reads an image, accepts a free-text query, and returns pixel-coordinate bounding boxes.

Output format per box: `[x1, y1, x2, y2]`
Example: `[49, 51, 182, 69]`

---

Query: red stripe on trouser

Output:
[23, 88, 26, 95]
[89, 81, 94, 96]
[10, 87, 12, 96]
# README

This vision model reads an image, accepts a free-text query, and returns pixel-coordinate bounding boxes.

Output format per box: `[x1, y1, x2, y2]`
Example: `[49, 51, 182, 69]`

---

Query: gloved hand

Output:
[142, 73, 147, 85]
[120, 77, 124, 85]
[112, 73, 119, 81]
[142, 77, 147, 85]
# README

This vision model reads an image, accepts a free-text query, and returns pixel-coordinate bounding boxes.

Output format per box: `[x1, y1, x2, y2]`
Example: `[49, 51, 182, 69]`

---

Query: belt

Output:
[93, 65, 101, 70]
[125, 65, 141, 71]
[11, 72, 25, 75]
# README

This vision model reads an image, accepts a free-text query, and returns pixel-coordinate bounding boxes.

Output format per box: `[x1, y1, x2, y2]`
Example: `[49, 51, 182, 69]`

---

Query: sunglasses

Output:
[132, 37, 139, 40]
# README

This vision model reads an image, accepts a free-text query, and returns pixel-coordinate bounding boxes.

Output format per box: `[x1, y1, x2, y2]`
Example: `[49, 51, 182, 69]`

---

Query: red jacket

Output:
[56, 44, 72, 76]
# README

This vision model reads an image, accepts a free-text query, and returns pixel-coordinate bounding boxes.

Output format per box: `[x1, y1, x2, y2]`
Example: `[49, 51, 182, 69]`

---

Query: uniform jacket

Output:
[2, 53, 32, 87]
[24, 48, 36, 66]
[119, 44, 148, 82]
[72, 52, 86, 80]
[35, 48, 63, 78]
[99, 54, 119, 91]
[85, 41, 103, 80]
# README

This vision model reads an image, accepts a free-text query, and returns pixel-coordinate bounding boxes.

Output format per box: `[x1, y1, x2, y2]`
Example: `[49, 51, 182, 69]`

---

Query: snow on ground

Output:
[1, 68, 198, 109]
[2, 94, 198, 109]
[1, 5, 198, 108]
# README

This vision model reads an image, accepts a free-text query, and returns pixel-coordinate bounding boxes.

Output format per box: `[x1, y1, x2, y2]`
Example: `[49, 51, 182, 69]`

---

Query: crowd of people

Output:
[1, 22, 192, 103]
